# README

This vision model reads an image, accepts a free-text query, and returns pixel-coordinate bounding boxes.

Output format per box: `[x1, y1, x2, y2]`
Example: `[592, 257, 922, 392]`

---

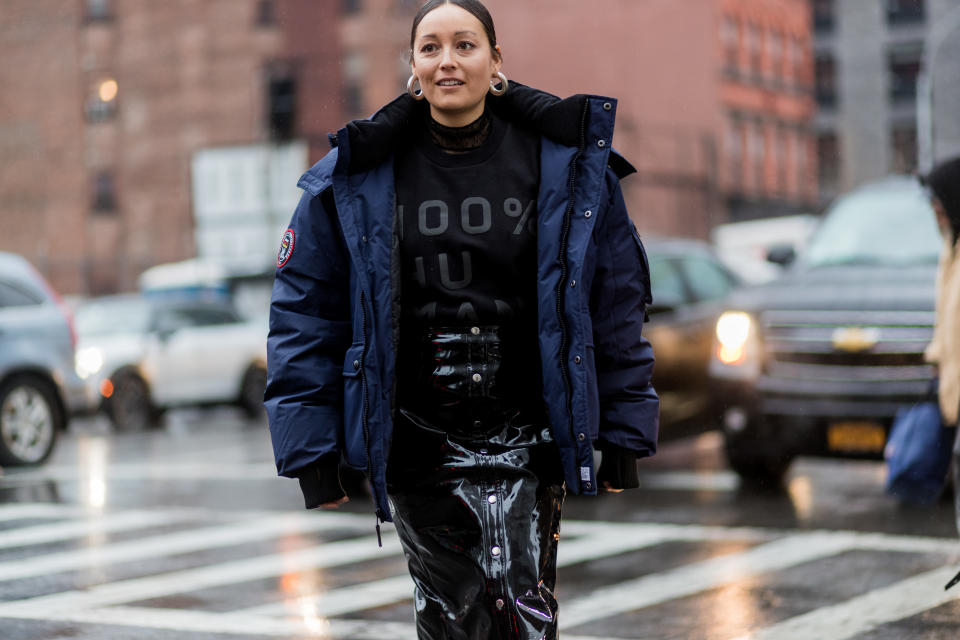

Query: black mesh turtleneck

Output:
[426, 109, 492, 153]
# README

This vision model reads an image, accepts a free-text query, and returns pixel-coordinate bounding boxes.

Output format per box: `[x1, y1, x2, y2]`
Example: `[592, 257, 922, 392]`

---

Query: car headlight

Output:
[75, 347, 104, 380]
[710, 311, 762, 379]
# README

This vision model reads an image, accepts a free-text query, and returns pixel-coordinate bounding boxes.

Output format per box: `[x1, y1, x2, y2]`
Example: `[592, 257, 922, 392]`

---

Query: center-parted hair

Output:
[410, 0, 500, 61]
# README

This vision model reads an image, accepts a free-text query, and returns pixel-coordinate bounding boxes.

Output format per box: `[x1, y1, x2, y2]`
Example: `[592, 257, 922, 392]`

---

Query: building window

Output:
[790, 38, 807, 88]
[85, 77, 118, 122]
[776, 127, 789, 195]
[886, 0, 925, 25]
[267, 65, 297, 140]
[891, 125, 918, 173]
[746, 24, 762, 77]
[344, 82, 364, 119]
[815, 53, 836, 107]
[85, 0, 112, 22]
[92, 172, 116, 213]
[767, 31, 782, 83]
[342, 0, 362, 14]
[255, 0, 276, 27]
[721, 17, 740, 73]
[725, 119, 743, 190]
[817, 132, 839, 197]
[888, 43, 923, 104]
[748, 123, 765, 192]
[813, 0, 834, 33]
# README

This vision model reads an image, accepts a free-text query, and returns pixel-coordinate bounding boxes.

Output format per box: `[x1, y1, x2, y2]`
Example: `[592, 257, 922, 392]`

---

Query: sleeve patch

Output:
[277, 229, 295, 268]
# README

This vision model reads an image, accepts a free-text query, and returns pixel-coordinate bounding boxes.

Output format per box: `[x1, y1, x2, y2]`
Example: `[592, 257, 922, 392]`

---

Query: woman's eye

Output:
[420, 43, 437, 53]
[457, 41, 476, 50]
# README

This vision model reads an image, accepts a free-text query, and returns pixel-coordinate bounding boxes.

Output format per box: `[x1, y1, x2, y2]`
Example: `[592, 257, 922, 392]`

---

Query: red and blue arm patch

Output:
[277, 229, 295, 268]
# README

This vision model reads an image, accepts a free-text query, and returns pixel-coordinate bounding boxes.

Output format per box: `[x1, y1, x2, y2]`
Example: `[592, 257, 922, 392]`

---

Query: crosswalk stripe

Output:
[37, 605, 642, 640]
[0, 509, 195, 549]
[0, 511, 375, 583]
[0, 507, 957, 640]
[237, 529, 680, 619]
[0, 533, 403, 618]
[731, 566, 960, 640]
[558, 532, 854, 629]
[0, 503, 85, 522]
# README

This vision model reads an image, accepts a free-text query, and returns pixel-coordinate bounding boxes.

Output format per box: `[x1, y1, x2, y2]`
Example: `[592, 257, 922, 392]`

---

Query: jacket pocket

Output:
[632, 228, 653, 306]
[585, 343, 600, 439]
[341, 343, 367, 469]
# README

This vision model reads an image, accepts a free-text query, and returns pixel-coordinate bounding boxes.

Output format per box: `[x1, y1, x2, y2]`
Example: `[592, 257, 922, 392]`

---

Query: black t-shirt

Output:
[395, 112, 543, 422]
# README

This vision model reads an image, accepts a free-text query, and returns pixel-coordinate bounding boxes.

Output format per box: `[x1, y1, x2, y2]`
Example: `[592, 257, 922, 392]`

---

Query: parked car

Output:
[642, 237, 742, 436]
[74, 295, 268, 429]
[0, 252, 87, 465]
[709, 177, 942, 482]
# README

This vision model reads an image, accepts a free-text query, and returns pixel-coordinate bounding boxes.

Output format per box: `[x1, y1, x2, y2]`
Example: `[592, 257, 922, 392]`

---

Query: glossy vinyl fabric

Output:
[389, 327, 565, 639]
[389, 419, 564, 640]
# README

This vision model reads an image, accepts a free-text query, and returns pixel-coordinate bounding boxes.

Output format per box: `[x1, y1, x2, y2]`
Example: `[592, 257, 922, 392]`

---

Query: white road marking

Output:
[0, 511, 377, 582]
[0, 503, 86, 522]
[0, 509, 958, 640]
[558, 532, 855, 629]
[37, 606, 642, 640]
[238, 527, 696, 619]
[731, 566, 960, 640]
[638, 470, 740, 492]
[0, 532, 403, 618]
[5, 462, 279, 482]
[0, 509, 195, 549]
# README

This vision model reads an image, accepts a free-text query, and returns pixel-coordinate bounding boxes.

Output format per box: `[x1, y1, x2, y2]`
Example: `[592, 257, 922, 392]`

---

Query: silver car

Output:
[0, 251, 88, 466]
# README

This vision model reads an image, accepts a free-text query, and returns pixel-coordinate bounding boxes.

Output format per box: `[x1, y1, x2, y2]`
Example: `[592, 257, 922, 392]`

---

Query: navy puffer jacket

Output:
[265, 83, 659, 524]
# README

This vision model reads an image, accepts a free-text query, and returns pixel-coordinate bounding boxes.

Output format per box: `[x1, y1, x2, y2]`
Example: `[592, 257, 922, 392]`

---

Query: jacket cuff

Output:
[596, 441, 640, 490]
[296, 454, 346, 509]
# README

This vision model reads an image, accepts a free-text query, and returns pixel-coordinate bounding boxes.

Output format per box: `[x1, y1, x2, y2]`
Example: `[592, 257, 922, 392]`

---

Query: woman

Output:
[264, 1, 659, 636]
[922, 157, 960, 558]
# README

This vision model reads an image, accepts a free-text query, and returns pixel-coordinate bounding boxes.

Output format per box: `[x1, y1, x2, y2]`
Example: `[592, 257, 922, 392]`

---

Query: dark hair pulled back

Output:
[410, 0, 500, 61]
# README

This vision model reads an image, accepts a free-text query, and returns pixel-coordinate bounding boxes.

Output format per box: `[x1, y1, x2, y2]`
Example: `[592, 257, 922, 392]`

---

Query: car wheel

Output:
[724, 435, 794, 487]
[238, 365, 267, 418]
[0, 375, 61, 466]
[107, 373, 156, 431]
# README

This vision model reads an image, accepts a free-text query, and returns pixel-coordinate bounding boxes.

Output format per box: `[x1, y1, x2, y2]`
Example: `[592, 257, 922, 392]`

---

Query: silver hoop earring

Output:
[407, 74, 424, 100]
[489, 71, 509, 96]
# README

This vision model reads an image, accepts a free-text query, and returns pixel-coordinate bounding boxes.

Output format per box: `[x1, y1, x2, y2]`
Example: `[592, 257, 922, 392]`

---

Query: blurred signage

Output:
[191, 142, 307, 269]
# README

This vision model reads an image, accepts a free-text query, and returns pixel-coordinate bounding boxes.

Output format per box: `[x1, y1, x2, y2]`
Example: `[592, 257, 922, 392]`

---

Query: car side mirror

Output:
[766, 244, 796, 267]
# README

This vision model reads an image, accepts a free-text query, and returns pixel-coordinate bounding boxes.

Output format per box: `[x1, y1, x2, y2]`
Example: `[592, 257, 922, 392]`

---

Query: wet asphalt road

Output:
[0, 409, 958, 640]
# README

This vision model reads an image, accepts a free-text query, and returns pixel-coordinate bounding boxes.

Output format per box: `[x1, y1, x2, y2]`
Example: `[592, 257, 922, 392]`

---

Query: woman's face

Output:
[411, 3, 502, 127]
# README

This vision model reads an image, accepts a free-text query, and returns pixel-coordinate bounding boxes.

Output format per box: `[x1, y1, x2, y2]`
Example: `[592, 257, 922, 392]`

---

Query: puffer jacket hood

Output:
[266, 82, 658, 524]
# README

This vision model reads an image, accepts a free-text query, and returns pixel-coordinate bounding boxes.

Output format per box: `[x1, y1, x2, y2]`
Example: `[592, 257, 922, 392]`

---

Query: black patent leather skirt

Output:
[389, 327, 565, 640]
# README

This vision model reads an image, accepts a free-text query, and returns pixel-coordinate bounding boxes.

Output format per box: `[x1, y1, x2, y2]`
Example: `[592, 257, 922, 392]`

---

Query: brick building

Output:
[344, 0, 817, 237]
[0, 0, 341, 295]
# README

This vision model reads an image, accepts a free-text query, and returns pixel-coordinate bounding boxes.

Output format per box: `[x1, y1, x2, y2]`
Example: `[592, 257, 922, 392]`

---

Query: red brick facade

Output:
[0, 0, 340, 295]
[0, 0, 814, 294]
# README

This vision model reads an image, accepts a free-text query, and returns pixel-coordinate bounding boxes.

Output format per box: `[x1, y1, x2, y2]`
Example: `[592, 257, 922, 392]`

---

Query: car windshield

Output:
[803, 181, 943, 268]
[75, 298, 152, 337]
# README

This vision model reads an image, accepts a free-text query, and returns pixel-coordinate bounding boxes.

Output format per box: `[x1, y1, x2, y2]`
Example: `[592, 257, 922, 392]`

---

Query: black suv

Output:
[709, 177, 942, 482]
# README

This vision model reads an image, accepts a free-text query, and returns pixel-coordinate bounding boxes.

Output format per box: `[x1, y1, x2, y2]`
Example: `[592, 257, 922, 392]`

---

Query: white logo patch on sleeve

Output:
[277, 229, 295, 268]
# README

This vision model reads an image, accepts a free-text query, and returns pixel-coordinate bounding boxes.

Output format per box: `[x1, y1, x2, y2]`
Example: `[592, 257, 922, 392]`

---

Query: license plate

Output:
[827, 421, 887, 453]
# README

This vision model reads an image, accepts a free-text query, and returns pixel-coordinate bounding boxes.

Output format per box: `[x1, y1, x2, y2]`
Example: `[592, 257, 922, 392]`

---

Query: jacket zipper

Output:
[556, 99, 589, 472]
[359, 289, 384, 546]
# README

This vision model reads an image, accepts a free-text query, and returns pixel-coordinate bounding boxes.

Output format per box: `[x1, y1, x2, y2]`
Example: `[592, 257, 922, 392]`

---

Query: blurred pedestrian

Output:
[264, 0, 658, 637]
[919, 156, 960, 589]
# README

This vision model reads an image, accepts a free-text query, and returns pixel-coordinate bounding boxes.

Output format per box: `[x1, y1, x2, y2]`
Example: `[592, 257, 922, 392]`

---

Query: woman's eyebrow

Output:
[418, 30, 478, 40]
